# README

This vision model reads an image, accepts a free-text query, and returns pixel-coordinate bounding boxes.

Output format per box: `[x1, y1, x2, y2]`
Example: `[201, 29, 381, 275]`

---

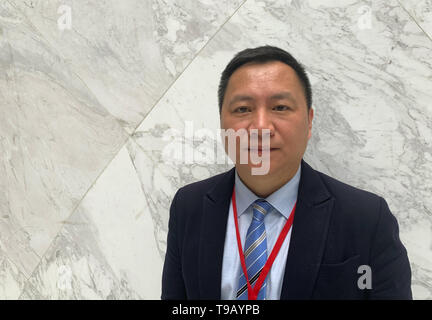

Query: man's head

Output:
[218, 45, 314, 180]
[218, 45, 312, 113]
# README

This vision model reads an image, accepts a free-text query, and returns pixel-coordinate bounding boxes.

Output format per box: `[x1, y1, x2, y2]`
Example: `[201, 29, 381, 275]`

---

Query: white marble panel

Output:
[0, 256, 27, 299]
[6, 0, 244, 133]
[20, 140, 162, 299]
[0, 0, 129, 281]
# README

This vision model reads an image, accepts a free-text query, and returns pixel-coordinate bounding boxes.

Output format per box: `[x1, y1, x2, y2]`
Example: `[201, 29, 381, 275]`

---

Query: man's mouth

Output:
[247, 148, 278, 151]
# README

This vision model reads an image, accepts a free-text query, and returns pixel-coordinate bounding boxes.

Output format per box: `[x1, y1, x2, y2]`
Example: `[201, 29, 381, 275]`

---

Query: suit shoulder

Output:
[314, 170, 387, 231]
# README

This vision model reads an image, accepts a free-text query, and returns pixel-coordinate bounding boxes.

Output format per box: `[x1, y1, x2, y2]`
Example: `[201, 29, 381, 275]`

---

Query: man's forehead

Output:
[223, 61, 307, 108]
[227, 62, 302, 92]
[231, 60, 296, 77]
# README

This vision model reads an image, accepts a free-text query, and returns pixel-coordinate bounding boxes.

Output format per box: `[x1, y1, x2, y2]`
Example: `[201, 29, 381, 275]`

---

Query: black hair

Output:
[217, 45, 312, 113]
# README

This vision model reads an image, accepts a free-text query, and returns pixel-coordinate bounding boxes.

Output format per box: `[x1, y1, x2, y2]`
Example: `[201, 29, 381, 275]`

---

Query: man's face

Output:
[220, 60, 314, 177]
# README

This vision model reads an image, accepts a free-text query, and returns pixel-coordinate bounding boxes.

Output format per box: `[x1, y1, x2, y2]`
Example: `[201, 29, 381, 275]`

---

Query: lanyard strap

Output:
[232, 185, 297, 300]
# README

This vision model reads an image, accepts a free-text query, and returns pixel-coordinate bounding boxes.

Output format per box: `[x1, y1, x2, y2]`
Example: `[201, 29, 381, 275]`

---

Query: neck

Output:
[236, 163, 300, 198]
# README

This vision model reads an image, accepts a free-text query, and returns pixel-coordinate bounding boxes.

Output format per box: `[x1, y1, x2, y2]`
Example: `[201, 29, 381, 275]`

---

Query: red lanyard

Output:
[232, 185, 296, 300]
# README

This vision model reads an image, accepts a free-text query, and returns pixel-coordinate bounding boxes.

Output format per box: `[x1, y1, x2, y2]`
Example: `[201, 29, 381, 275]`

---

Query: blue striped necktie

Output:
[237, 199, 272, 300]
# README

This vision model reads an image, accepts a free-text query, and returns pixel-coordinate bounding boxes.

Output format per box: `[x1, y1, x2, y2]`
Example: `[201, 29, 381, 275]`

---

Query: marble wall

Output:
[0, 0, 431, 299]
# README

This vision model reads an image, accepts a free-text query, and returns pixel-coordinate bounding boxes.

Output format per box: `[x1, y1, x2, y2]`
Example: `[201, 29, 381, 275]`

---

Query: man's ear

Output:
[307, 107, 314, 140]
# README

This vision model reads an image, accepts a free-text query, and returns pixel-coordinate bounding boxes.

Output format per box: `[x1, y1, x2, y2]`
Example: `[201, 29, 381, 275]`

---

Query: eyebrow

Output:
[228, 91, 296, 106]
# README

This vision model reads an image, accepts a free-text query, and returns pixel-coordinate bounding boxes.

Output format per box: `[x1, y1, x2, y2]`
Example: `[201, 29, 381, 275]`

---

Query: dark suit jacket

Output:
[161, 160, 412, 299]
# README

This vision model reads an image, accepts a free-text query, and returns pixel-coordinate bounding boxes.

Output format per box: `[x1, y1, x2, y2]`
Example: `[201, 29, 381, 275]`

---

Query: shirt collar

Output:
[234, 165, 301, 219]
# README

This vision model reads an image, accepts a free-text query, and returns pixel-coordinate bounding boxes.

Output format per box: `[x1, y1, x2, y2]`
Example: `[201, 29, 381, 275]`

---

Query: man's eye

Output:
[273, 105, 290, 111]
[235, 107, 249, 113]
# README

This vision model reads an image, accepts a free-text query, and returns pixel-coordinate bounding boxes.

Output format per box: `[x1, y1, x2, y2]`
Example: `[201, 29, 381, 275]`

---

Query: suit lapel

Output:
[198, 168, 235, 299]
[197, 160, 333, 300]
[280, 160, 334, 300]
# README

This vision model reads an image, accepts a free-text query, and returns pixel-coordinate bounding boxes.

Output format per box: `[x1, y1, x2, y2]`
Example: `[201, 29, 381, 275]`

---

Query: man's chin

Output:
[235, 162, 274, 177]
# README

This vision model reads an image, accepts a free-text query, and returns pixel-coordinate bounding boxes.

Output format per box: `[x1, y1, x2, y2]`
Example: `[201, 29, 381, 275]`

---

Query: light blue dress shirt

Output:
[221, 165, 301, 300]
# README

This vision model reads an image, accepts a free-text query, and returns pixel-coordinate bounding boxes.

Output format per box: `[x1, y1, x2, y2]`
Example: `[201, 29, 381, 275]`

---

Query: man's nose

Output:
[249, 108, 274, 137]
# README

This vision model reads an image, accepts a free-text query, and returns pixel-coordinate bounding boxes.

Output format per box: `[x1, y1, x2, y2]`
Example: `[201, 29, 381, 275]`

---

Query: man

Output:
[161, 45, 412, 300]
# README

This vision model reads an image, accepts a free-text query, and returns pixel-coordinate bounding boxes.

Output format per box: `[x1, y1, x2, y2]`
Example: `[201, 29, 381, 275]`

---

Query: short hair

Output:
[217, 45, 312, 113]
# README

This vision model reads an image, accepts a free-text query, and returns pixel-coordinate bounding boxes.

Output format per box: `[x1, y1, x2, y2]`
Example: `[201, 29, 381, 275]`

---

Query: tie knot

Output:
[252, 199, 272, 221]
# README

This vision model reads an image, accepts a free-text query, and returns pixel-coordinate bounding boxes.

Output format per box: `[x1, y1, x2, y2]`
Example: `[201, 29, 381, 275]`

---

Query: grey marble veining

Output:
[0, 0, 130, 279]
[1, 0, 431, 300]
[20, 142, 151, 299]
[0, 255, 27, 299]
[6, 0, 244, 133]
[399, 0, 432, 38]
